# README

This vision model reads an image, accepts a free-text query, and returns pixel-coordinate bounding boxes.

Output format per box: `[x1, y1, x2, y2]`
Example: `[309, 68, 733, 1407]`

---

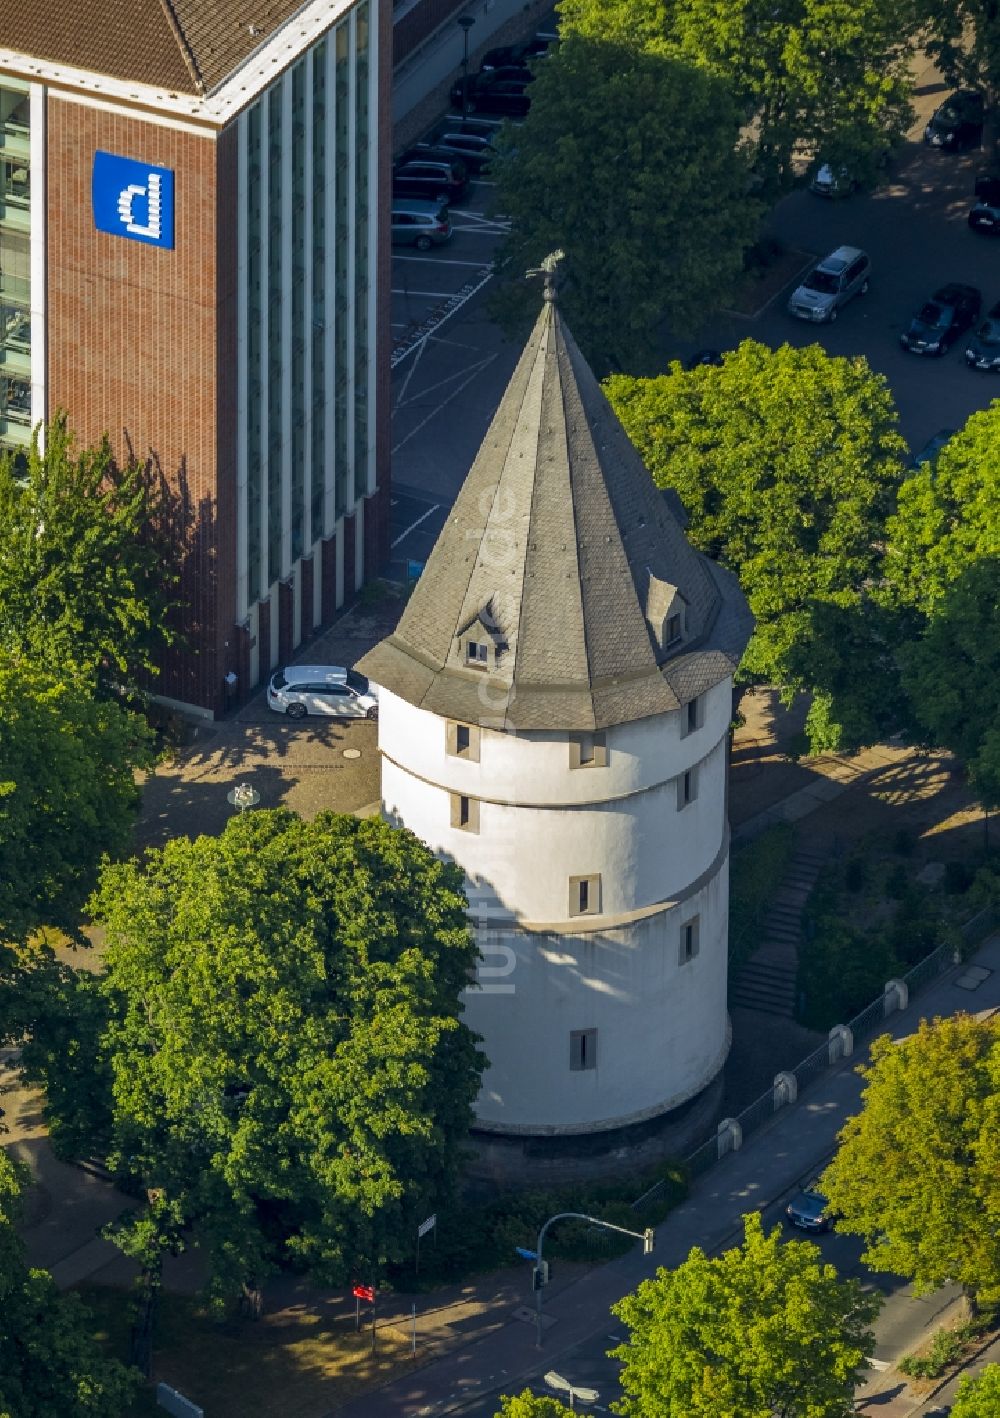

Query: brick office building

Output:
[0, 0, 391, 715]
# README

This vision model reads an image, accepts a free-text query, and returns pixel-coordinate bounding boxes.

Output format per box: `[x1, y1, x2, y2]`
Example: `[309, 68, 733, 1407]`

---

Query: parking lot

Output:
[388, 72, 1000, 578]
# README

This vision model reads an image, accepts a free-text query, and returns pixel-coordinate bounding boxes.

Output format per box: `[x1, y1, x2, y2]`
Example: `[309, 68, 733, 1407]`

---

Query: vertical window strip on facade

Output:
[334, 19, 352, 520]
[0, 81, 31, 457]
[353, 0, 370, 500]
[237, 8, 375, 619]
[290, 60, 306, 564]
[266, 87, 284, 586]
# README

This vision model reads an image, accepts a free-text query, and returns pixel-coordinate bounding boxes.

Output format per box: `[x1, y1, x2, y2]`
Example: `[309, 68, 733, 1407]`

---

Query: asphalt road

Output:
[388, 93, 1000, 578]
[454, 1178, 960, 1417]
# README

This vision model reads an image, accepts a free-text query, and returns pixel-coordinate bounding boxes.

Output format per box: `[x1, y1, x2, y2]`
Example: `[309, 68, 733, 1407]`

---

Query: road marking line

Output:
[391, 503, 440, 549]
[393, 352, 498, 414]
[391, 288, 465, 298]
[393, 255, 491, 267]
[391, 354, 499, 451]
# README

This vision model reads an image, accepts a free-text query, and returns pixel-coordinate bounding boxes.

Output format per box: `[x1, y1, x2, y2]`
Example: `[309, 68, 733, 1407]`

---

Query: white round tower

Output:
[359, 287, 752, 1148]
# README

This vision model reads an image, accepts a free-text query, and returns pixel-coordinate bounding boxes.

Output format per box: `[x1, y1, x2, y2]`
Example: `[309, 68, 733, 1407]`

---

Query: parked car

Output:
[267, 666, 379, 720]
[786, 245, 871, 322]
[479, 34, 553, 71]
[968, 197, 1000, 234]
[392, 156, 466, 202]
[786, 1187, 834, 1233]
[924, 90, 984, 150]
[422, 131, 496, 173]
[965, 300, 1000, 369]
[809, 162, 856, 198]
[391, 198, 451, 251]
[900, 283, 981, 355]
[684, 348, 724, 369]
[909, 428, 955, 470]
[450, 70, 532, 117]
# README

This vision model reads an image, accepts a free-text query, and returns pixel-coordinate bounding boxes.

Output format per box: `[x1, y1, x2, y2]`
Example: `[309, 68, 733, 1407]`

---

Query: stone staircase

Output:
[730, 843, 830, 1017]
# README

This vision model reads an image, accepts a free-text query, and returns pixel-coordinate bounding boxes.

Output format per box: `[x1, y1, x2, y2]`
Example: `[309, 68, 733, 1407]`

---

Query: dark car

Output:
[786, 1188, 834, 1233]
[450, 70, 532, 117]
[422, 131, 496, 174]
[965, 300, 1000, 370]
[909, 428, 955, 470]
[479, 34, 553, 71]
[684, 348, 724, 369]
[924, 90, 984, 150]
[900, 283, 981, 355]
[968, 198, 1000, 234]
[392, 156, 467, 202]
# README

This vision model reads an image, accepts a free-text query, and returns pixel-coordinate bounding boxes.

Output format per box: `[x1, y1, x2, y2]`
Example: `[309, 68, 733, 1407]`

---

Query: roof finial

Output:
[526, 249, 566, 303]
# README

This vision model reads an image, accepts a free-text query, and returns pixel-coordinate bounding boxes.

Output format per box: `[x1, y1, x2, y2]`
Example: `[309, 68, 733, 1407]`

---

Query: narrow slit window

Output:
[678, 766, 698, 809]
[447, 721, 480, 760]
[680, 915, 700, 964]
[686, 697, 700, 735]
[569, 731, 607, 769]
[570, 1028, 597, 1070]
[450, 792, 480, 832]
[666, 613, 682, 647]
[569, 874, 600, 916]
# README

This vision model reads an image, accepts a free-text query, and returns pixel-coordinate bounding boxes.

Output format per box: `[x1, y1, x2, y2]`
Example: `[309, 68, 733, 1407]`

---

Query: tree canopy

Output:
[605, 340, 908, 750]
[610, 1211, 879, 1417]
[821, 1014, 1000, 1313]
[0, 1151, 137, 1417]
[493, 1395, 573, 1418]
[557, 0, 917, 198]
[952, 1363, 1000, 1418]
[23, 810, 485, 1310]
[899, 558, 1000, 810]
[884, 406, 1000, 613]
[0, 657, 155, 941]
[0, 414, 176, 694]
[490, 35, 760, 369]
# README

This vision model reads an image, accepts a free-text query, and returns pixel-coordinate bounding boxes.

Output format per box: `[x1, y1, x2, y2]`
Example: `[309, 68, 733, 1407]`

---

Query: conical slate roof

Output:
[359, 299, 752, 731]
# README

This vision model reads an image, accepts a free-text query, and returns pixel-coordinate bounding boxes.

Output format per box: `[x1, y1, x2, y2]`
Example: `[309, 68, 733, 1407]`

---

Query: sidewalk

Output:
[336, 933, 1000, 1416]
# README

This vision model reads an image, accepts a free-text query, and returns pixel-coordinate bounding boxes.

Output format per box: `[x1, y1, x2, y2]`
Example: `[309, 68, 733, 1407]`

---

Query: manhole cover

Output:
[343, 748, 362, 760]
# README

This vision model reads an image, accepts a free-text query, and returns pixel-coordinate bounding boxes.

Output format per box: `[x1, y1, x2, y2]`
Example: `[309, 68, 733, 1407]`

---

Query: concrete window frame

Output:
[677, 765, 699, 809]
[569, 730, 607, 769]
[450, 792, 480, 832]
[447, 720, 481, 761]
[569, 873, 601, 916]
[679, 914, 700, 965]
[569, 1027, 597, 1071]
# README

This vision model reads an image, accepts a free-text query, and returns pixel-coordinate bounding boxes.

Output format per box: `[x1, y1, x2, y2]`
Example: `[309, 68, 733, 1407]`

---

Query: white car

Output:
[267, 665, 379, 720]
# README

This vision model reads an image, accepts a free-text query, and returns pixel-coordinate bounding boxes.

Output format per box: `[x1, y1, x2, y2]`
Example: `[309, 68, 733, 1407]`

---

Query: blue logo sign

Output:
[92, 151, 174, 249]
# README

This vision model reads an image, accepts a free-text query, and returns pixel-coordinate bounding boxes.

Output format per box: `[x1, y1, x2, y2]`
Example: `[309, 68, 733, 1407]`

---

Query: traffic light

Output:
[643, 1228, 655, 1255]
[532, 1260, 550, 1291]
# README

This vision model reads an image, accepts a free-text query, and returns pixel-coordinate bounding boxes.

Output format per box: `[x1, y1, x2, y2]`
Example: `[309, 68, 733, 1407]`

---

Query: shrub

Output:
[945, 860, 973, 895]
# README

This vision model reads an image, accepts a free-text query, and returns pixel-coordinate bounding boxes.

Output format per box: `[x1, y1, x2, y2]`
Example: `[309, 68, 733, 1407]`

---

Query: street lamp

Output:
[457, 14, 476, 119]
[532, 1211, 655, 1348]
[226, 782, 260, 815]
[545, 1371, 599, 1412]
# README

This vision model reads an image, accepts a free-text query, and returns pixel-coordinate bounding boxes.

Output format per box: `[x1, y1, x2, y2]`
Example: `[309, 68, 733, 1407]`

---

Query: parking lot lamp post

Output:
[458, 15, 475, 119]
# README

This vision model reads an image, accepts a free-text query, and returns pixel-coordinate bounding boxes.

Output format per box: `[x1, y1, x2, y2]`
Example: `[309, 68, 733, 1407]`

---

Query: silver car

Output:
[787, 245, 871, 322]
[267, 665, 379, 720]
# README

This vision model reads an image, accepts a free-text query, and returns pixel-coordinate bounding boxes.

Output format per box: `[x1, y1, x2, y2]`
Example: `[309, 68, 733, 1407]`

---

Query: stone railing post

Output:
[883, 978, 909, 1016]
[828, 1023, 854, 1063]
[773, 1070, 798, 1108]
[716, 1117, 742, 1158]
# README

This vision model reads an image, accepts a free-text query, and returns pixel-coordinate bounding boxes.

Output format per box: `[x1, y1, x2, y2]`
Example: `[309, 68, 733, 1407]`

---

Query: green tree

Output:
[0, 1151, 137, 1416]
[558, 0, 917, 198]
[885, 407, 1000, 612]
[494, 1395, 573, 1417]
[0, 414, 176, 692]
[491, 36, 760, 369]
[0, 657, 155, 940]
[952, 1363, 1000, 1418]
[611, 1212, 878, 1417]
[822, 1015, 1000, 1314]
[899, 559, 1000, 811]
[605, 340, 909, 750]
[26, 811, 485, 1315]
[918, 0, 1000, 111]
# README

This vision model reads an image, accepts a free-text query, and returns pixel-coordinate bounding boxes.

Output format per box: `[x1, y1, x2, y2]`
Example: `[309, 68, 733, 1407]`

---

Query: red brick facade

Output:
[46, 98, 233, 713]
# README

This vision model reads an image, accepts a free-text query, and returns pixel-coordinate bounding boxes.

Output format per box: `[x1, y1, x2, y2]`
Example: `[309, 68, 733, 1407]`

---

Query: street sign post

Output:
[544, 1371, 599, 1411]
[416, 1213, 437, 1273]
[352, 1283, 375, 1335]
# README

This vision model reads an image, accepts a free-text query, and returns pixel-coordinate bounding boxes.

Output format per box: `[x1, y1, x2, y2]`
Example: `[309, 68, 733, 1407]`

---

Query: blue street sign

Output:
[92, 150, 175, 249]
[515, 1246, 538, 1260]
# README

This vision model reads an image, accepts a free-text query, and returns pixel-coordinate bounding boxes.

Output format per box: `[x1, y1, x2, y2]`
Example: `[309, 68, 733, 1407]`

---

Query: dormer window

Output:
[467, 640, 489, 667]
[645, 573, 688, 652]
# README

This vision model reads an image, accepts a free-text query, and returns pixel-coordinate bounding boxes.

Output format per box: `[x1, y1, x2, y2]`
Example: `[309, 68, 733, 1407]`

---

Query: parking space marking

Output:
[391, 353, 500, 452]
[391, 503, 441, 550]
[391, 287, 464, 298]
[393, 255, 492, 267]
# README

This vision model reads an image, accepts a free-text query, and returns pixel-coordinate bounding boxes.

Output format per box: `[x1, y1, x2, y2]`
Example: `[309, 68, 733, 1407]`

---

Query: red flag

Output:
[352, 1284, 375, 1303]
